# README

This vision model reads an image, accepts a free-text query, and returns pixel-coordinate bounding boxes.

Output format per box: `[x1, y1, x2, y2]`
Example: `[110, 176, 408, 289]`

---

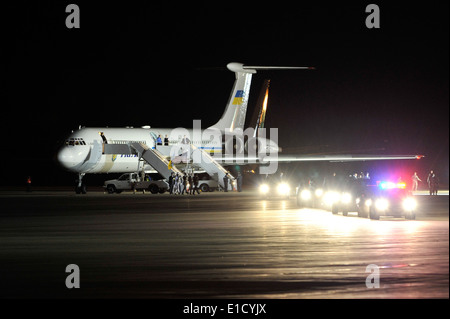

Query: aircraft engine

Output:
[244, 137, 263, 155]
[245, 137, 280, 155]
[222, 135, 246, 156]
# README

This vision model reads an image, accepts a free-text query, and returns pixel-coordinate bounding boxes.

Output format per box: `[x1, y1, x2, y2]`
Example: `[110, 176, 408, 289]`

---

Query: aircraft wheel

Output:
[406, 211, 416, 220]
[331, 204, 338, 215]
[296, 197, 304, 208]
[357, 207, 367, 218]
[75, 184, 87, 194]
[369, 207, 379, 220]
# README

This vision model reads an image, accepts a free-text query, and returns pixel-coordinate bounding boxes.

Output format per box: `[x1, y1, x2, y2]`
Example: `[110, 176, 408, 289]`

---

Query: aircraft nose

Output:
[57, 146, 89, 171]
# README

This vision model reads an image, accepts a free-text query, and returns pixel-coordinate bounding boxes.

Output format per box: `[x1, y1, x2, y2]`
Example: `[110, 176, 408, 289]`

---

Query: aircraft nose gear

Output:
[75, 173, 87, 194]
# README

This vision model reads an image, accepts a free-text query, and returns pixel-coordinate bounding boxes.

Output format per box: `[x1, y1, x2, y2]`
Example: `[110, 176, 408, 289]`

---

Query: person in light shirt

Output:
[411, 172, 422, 191]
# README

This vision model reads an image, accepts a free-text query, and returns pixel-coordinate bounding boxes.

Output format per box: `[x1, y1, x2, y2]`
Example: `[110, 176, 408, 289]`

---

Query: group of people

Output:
[412, 170, 439, 195]
[167, 171, 242, 194]
[156, 134, 191, 146]
[156, 135, 170, 146]
[222, 172, 241, 192]
[168, 172, 200, 195]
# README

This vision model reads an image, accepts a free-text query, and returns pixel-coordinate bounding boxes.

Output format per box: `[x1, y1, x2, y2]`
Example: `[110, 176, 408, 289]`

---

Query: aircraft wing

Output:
[216, 154, 424, 164]
[261, 154, 424, 162]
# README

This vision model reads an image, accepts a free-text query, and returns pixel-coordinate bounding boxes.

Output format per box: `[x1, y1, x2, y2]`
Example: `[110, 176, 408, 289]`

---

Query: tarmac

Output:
[0, 188, 448, 299]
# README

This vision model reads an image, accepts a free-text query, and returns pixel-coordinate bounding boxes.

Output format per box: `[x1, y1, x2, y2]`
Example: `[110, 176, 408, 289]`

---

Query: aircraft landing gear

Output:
[75, 173, 87, 194]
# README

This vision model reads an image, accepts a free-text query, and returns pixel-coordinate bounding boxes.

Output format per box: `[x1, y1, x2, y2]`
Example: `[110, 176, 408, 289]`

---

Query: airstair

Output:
[103, 142, 233, 189]
[131, 143, 184, 179]
[188, 143, 235, 190]
[104, 143, 183, 179]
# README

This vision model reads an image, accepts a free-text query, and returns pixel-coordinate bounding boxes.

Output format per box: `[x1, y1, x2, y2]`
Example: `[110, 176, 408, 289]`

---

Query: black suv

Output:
[355, 182, 417, 220]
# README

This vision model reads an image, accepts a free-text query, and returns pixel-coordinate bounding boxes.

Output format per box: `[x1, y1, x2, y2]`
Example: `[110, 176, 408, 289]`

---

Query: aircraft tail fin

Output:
[208, 63, 313, 133]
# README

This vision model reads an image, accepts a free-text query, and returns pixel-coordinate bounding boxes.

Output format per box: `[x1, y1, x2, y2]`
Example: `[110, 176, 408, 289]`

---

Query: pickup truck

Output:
[104, 173, 169, 194]
[194, 173, 234, 192]
[196, 173, 219, 192]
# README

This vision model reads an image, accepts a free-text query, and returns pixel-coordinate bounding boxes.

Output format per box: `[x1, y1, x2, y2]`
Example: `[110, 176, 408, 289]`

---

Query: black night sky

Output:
[2, 1, 449, 187]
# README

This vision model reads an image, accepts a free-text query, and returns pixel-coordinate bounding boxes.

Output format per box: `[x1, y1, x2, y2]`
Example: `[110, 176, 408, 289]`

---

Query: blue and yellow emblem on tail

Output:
[232, 90, 244, 105]
[112, 154, 117, 162]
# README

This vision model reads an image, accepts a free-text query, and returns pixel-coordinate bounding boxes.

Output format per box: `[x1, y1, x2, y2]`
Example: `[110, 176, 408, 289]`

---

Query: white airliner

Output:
[57, 62, 422, 192]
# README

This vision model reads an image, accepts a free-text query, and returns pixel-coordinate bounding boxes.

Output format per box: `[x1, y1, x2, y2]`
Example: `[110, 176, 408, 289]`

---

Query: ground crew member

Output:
[26, 176, 32, 192]
[100, 132, 107, 154]
[100, 132, 108, 144]
[156, 135, 162, 145]
[188, 174, 193, 194]
[223, 173, 229, 192]
[169, 173, 175, 194]
[427, 170, 439, 195]
[192, 174, 200, 195]
[181, 175, 187, 195]
[411, 172, 422, 191]
[237, 172, 243, 192]
[164, 135, 169, 146]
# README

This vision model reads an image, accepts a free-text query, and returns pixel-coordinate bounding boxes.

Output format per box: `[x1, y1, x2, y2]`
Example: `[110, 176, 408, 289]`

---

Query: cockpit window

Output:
[65, 137, 86, 146]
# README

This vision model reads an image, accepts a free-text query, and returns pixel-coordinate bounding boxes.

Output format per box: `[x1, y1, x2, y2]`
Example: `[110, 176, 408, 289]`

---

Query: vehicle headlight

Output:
[259, 184, 269, 194]
[402, 197, 417, 211]
[365, 199, 372, 207]
[277, 183, 290, 195]
[324, 191, 340, 205]
[300, 189, 312, 200]
[315, 188, 323, 197]
[341, 192, 352, 204]
[375, 198, 389, 211]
